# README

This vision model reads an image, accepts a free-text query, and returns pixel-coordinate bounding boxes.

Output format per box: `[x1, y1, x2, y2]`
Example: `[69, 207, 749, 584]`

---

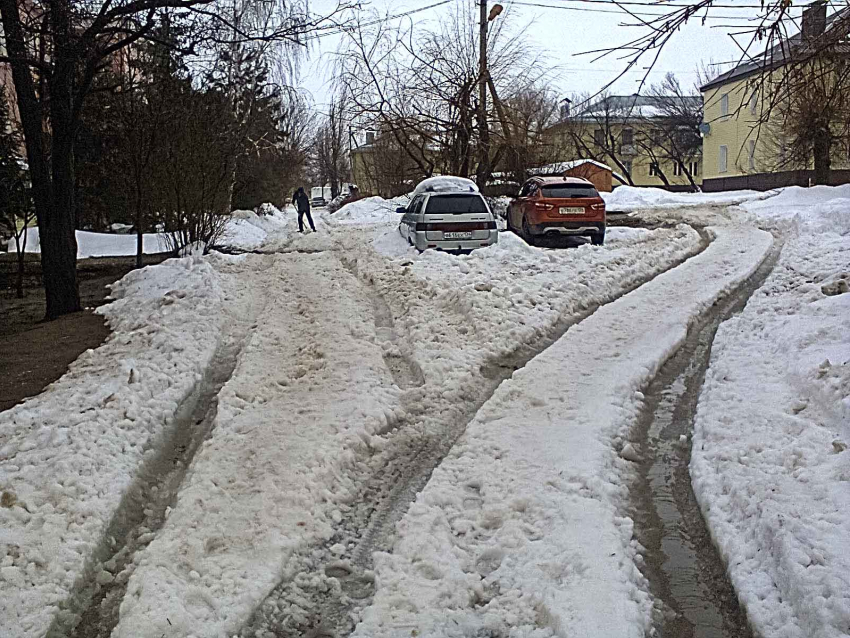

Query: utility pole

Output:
[476, 0, 490, 189]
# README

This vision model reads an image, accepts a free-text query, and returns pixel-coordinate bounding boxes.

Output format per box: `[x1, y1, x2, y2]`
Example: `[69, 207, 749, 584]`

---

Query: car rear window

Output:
[540, 185, 599, 198]
[424, 194, 488, 214]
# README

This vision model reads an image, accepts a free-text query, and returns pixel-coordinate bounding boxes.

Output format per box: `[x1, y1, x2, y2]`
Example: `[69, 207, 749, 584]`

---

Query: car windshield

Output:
[540, 185, 599, 198]
[424, 194, 488, 214]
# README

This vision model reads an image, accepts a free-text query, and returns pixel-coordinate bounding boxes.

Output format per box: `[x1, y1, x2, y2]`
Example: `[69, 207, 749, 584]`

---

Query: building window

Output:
[749, 91, 758, 116]
[622, 160, 633, 176]
[594, 129, 605, 146]
[719, 145, 728, 173]
[673, 163, 683, 176]
[748, 140, 756, 170]
[690, 161, 700, 176]
[720, 93, 729, 116]
[622, 128, 634, 146]
[649, 162, 661, 177]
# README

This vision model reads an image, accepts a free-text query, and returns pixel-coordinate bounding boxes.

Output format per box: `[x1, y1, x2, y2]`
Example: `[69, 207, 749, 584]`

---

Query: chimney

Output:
[802, 0, 827, 40]
[559, 97, 572, 121]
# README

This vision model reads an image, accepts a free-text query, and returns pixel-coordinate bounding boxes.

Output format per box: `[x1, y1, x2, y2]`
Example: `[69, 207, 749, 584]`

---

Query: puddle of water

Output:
[630, 239, 781, 638]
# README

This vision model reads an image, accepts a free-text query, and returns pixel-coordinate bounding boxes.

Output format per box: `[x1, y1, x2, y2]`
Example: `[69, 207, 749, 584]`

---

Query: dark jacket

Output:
[293, 189, 310, 213]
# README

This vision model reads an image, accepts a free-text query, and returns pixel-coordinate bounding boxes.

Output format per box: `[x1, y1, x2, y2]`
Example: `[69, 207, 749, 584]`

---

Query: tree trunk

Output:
[1, 0, 80, 319]
[15, 243, 25, 299]
[812, 127, 831, 185]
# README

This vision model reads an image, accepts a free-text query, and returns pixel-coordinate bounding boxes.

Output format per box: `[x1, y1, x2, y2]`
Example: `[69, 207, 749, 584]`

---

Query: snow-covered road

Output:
[1, 186, 847, 638]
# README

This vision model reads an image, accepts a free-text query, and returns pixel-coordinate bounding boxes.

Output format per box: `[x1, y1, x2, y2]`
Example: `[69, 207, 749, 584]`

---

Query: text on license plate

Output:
[443, 231, 473, 239]
[559, 207, 586, 215]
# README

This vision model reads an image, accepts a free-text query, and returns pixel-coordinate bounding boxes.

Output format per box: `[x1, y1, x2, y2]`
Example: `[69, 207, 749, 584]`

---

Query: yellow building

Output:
[548, 95, 703, 191]
[700, 1, 850, 191]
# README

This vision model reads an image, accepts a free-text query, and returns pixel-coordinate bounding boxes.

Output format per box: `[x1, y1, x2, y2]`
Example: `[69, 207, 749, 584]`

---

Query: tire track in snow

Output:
[629, 237, 781, 638]
[237, 230, 713, 638]
[52, 256, 275, 638]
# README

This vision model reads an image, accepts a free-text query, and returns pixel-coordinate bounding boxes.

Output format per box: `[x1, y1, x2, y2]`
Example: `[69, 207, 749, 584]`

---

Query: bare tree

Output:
[337, 1, 551, 187]
[0, 0, 352, 318]
[636, 73, 703, 191]
[313, 96, 350, 198]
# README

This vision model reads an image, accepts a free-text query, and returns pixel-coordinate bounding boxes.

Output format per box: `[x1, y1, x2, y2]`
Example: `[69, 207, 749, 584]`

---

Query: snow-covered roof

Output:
[412, 176, 479, 196]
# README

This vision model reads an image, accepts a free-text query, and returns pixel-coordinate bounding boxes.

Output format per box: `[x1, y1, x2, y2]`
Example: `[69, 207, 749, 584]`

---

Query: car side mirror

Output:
[396, 206, 407, 214]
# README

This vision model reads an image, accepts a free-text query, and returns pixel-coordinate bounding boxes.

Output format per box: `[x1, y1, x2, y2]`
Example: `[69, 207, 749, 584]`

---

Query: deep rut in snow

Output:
[238, 235, 712, 638]
[51, 310, 258, 638]
[629, 238, 781, 638]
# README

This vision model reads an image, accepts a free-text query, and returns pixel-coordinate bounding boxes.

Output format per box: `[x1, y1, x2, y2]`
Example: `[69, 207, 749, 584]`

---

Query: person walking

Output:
[292, 187, 316, 233]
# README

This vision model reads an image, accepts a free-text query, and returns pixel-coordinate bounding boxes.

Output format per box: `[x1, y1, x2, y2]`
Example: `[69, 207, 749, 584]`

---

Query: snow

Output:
[0, 255, 231, 638]
[107, 198, 707, 636]
[7, 205, 292, 257]
[331, 195, 408, 226]
[352, 226, 773, 637]
[691, 189, 850, 638]
[8, 227, 171, 258]
[219, 207, 289, 251]
[603, 185, 769, 212]
[112, 253, 401, 638]
[412, 176, 478, 195]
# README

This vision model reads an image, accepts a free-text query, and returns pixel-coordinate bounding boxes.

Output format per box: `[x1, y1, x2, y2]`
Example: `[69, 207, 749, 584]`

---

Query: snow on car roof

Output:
[413, 176, 479, 196]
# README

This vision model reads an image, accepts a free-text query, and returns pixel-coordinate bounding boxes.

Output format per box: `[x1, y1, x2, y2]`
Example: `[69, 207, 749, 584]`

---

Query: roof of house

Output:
[700, 6, 850, 91]
[573, 94, 702, 120]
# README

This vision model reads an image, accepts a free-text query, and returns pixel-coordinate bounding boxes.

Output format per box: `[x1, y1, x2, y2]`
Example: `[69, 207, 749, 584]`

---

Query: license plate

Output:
[443, 231, 473, 239]
[559, 207, 586, 215]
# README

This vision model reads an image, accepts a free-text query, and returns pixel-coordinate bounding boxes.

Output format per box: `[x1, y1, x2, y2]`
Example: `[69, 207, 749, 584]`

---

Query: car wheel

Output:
[521, 215, 536, 246]
[591, 232, 605, 246]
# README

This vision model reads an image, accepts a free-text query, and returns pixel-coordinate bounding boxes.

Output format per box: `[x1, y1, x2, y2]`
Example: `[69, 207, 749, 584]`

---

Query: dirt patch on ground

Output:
[0, 252, 169, 411]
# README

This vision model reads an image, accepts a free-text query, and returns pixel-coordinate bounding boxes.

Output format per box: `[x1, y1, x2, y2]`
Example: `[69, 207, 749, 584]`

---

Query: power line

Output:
[302, 0, 453, 41]
[508, 0, 770, 19]
[521, 0, 846, 9]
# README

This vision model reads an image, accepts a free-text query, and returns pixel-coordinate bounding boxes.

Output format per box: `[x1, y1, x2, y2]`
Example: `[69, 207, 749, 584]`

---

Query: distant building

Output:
[547, 94, 703, 191]
[700, 0, 850, 191]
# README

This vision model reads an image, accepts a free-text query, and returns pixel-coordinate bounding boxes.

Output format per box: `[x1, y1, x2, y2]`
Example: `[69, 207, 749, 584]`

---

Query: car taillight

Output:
[534, 202, 555, 211]
[590, 203, 605, 211]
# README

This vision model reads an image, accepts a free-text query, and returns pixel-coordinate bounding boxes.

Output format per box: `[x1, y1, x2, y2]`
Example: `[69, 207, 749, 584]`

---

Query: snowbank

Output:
[353, 226, 774, 637]
[220, 206, 290, 251]
[332, 195, 409, 226]
[603, 185, 767, 212]
[112, 253, 402, 638]
[8, 227, 171, 258]
[691, 195, 850, 638]
[0, 256, 228, 638]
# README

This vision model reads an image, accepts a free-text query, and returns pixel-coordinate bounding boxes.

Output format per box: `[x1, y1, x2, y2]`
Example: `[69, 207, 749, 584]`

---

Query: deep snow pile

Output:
[331, 195, 409, 226]
[691, 192, 850, 638]
[220, 206, 291, 251]
[603, 185, 768, 212]
[111, 252, 402, 638]
[0, 256, 229, 638]
[352, 227, 773, 637]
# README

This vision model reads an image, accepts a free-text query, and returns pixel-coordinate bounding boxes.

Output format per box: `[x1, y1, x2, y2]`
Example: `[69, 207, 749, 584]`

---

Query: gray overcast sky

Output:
[298, 0, 807, 112]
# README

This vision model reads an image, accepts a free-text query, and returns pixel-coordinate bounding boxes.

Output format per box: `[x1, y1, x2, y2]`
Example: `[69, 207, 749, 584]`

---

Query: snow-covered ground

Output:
[3, 183, 847, 638]
[691, 188, 850, 638]
[8, 206, 293, 258]
[351, 226, 773, 637]
[603, 185, 771, 212]
[1, 256, 230, 637]
[112, 253, 402, 638]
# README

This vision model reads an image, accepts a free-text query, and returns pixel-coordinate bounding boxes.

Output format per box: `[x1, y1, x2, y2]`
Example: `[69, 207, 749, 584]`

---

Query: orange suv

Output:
[506, 176, 606, 246]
